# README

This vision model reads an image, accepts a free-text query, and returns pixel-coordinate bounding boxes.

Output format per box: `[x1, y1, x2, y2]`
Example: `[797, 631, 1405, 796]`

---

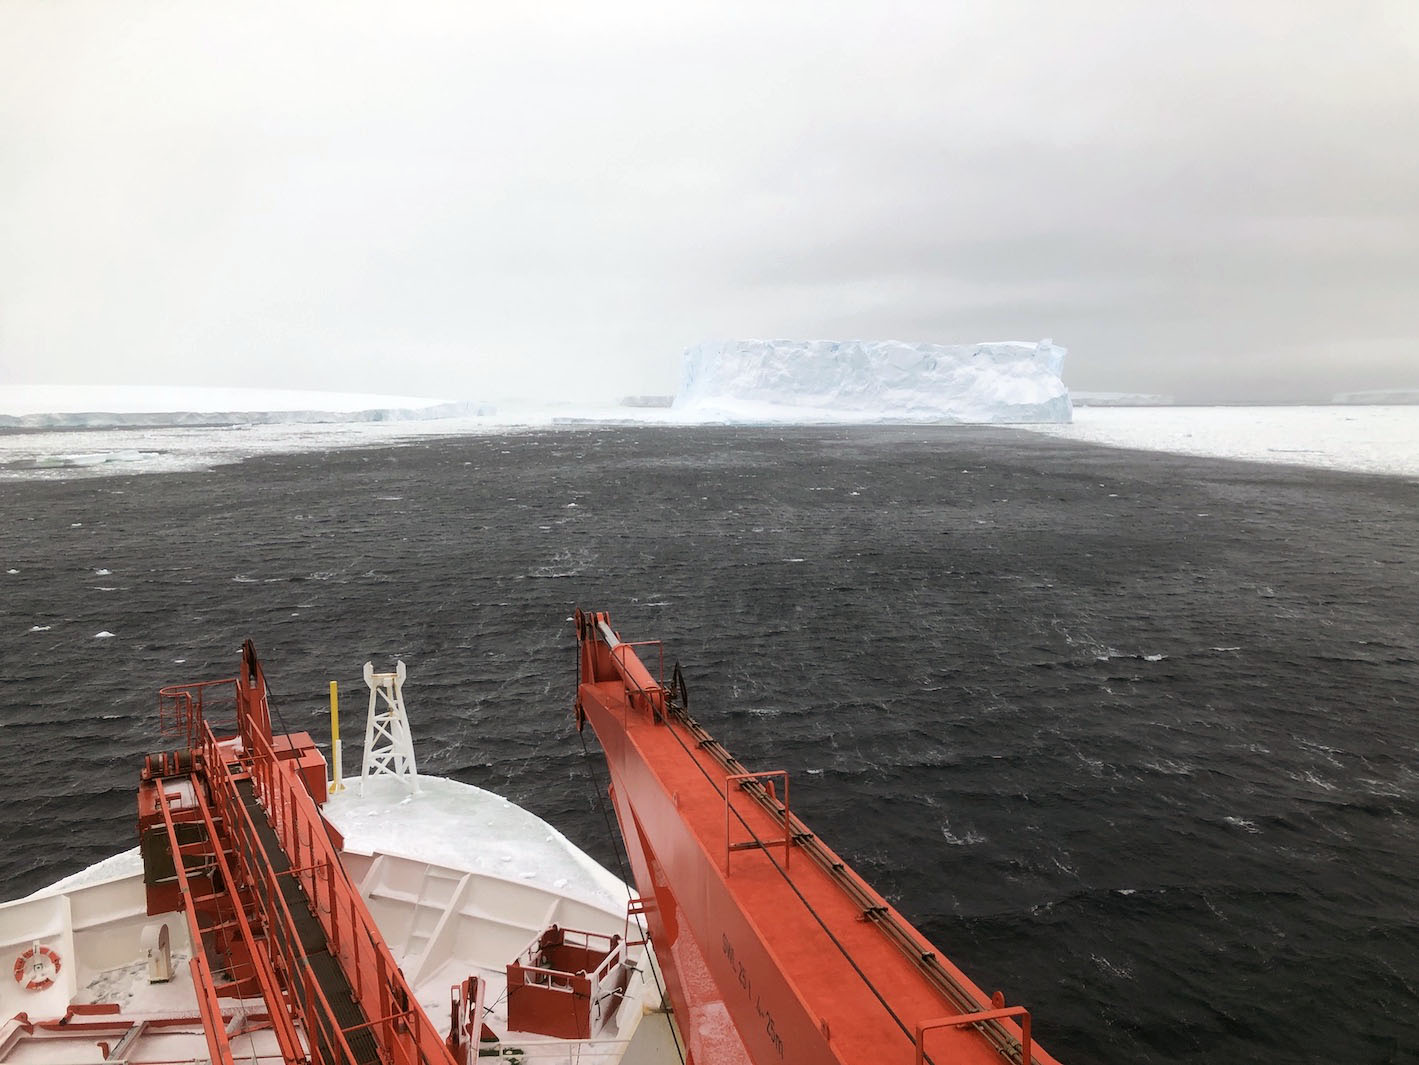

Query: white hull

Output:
[0, 775, 680, 1064]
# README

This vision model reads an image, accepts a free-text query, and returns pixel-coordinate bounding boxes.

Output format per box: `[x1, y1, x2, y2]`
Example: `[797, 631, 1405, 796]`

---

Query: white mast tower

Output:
[360, 660, 420, 794]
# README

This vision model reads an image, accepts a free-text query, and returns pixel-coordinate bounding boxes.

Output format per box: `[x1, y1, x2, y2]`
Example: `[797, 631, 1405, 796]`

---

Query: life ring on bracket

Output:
[12, 945, 61, 991]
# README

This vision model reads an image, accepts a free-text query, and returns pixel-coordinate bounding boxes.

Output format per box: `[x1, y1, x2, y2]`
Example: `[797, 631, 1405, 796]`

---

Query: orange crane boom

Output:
[574, 609, 1063, 1065]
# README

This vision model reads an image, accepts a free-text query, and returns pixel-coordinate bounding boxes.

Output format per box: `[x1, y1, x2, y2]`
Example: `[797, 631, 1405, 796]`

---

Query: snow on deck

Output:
[27, 774, 627, 914]
[323, 774, 629, 911]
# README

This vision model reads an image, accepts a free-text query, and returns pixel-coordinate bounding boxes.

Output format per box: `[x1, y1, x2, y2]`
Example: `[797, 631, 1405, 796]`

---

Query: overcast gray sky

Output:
[2, 1, 1416, 404]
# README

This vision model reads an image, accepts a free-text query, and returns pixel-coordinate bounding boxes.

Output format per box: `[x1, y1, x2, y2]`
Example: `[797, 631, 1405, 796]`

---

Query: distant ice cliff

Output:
[673, 339, 1070, 423]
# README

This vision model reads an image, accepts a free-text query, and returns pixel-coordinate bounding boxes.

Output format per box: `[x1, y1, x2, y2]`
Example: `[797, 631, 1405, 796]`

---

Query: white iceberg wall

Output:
[674, 339, 1071, 424]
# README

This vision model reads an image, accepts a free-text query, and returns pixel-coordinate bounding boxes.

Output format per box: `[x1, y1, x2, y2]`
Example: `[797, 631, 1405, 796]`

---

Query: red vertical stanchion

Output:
[327, 859, 339, 961]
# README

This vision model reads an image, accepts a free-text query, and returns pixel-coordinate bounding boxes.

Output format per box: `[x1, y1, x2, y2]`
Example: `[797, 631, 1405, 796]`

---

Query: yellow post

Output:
[329, 680, 343, 792]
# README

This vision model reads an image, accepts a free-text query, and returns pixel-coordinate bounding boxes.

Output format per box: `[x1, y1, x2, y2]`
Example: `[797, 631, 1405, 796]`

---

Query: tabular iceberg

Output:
[673, 339, 1071, 424]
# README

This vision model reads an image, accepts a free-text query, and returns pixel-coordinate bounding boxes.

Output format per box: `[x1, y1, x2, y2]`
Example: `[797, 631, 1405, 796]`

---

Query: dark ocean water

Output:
[2, 425, 1417, 1064]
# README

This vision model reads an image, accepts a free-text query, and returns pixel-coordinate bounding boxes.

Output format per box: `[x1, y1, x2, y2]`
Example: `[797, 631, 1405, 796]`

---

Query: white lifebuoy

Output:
[12, 944, 61, 991]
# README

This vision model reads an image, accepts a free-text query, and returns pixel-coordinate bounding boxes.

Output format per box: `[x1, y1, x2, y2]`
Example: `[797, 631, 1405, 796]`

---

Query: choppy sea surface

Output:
[1, 425, 1416, 1064]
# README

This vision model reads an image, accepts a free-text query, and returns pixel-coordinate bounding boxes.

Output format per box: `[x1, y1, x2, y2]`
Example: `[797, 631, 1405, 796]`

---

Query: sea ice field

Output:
[2, 403, 1418, 482]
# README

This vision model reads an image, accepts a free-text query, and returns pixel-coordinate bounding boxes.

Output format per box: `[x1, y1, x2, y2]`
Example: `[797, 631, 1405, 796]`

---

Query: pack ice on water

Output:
[673, 338, 1072, 424]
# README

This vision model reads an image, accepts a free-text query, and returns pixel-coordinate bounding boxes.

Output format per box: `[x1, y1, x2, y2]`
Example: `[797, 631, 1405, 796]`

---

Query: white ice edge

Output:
[0, 385, 457, 417]
[1022, 405, 1419, 479]
[3, 404, 1418, 482]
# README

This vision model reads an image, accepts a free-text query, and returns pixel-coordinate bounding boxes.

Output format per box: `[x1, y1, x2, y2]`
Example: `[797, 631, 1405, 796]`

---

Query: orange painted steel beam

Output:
[152, 784, 242, 1065]
[187, 763, 306, 1060]
[574, 609, 1062, 1065]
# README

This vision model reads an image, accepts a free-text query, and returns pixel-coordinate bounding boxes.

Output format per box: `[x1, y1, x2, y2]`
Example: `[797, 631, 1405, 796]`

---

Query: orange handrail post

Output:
[915, 1006, 1032, 1065]
[724, 770, 792, 873]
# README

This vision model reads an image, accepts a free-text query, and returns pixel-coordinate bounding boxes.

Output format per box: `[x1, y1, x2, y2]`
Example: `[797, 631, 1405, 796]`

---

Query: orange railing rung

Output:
[915, 1005, 1032, 1065]
[724, 770, 791, 873]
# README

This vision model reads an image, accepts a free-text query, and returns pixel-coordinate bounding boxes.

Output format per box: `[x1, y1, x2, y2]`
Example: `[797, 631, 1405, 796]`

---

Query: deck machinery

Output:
[574, 609, 1063, 1065]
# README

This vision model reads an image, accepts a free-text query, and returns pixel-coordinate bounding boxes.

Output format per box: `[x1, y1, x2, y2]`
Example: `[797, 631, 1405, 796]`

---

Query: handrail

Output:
[238, 721, 454, 1065]
[201, 730, 367, 1065]
[151, 784, 239, 1065]
[244, 746, 370, 1065]
[516, 965, 582, 991]
[673, 696, 1030, 1059]
[157, 677, 236, 749]
[724, 771, 791, 873]
[184, 749, 305, 1062]
[916, 1006, 1032, 1065]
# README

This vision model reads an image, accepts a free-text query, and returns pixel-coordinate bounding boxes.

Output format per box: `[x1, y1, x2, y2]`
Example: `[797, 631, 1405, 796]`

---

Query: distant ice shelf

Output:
[1071, 391, 1176, 407]
[0, 385, 494, 428]
[673, 338, 1071, 424]
[1331, 389, 1419, 405]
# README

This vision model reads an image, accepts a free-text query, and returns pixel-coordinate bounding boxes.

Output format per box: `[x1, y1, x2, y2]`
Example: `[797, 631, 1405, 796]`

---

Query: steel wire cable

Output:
[578, 727, 686, 1065]
[655, 688, 1023, 1065]
[653, 698, 936, 1063]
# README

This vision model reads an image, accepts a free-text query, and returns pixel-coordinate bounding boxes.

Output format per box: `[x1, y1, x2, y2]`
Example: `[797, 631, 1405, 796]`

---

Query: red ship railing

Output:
[150, 784, 240, 1065]
[182, 760, 306, 1059]
[148, 640, 457, 1065]
[158, 677, 236, 751]
[200, 711, 451, 1065]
